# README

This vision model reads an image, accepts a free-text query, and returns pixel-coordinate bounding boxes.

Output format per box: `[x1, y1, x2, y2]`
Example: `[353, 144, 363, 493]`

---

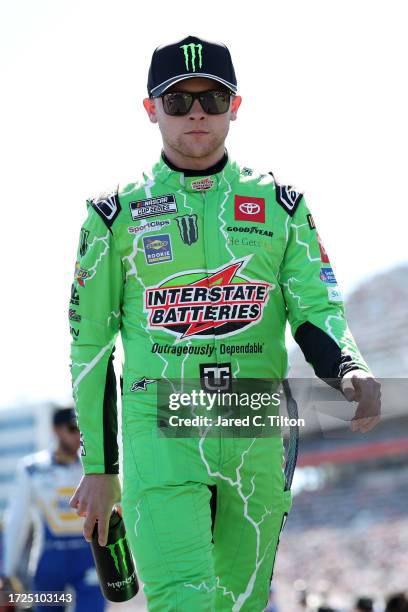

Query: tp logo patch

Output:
[200, 363, 232, 392]
[234, 196, 265, 223]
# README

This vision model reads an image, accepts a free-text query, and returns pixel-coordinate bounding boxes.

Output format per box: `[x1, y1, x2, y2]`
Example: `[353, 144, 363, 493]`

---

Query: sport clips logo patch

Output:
[144, 257, 272, 340]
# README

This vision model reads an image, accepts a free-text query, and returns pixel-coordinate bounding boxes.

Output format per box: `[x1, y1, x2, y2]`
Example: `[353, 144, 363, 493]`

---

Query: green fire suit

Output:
[69, 153, 370, 611]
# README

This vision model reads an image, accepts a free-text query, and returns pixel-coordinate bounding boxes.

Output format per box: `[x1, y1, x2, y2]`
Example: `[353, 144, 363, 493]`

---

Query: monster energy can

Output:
[91, 509, 139, 602]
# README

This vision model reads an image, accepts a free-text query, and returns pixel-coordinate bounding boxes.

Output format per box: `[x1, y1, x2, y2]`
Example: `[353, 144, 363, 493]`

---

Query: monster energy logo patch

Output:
[79, 229, 89, 257]
[107, 536, 129, 576]
[180, 43, 203, 72]
[175, 214, 198, 245]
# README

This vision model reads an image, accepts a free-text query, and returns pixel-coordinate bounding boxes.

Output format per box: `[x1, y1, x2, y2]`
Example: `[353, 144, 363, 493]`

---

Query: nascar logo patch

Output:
[129, 194, 178, 220]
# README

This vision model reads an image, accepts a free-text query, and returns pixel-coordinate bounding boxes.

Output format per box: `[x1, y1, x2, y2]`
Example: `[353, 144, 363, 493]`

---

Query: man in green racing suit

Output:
[69, 35, 381, 611]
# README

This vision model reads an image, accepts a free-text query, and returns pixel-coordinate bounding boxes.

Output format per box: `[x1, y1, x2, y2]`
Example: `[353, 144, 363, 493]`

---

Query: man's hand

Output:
[340, 370, 381, 433]
[69, 474, 121, 546]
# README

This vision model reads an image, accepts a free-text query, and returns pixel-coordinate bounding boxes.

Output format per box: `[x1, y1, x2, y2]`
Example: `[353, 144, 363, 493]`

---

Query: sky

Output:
[0, 0, 407, 408]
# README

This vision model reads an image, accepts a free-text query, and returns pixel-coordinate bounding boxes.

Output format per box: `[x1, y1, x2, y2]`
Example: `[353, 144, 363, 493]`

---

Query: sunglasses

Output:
[159, 89, 232, 116]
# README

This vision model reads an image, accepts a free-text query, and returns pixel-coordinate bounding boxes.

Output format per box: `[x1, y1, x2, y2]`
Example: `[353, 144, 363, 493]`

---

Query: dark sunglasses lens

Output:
[200, 91, 230, 114]
[162, 93, 193, 115]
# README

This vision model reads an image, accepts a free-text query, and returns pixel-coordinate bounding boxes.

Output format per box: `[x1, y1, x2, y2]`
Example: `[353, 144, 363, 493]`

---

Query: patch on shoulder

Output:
[89, 185, 121, 228]
[275, 181, 303, 216]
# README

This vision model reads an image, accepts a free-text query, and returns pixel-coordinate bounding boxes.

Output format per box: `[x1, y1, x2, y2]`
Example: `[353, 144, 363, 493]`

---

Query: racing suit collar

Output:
[161, 150, 228, 176]
[150, 149, 239, 193]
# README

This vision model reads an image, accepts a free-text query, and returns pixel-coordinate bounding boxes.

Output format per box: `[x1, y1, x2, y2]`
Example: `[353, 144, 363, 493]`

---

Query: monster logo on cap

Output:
[179, 43, 203, 72]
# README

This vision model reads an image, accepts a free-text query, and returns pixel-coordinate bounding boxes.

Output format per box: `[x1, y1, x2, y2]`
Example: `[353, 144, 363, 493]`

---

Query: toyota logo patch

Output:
[234, 196, 265, 223]
[239, 202, 261, 215]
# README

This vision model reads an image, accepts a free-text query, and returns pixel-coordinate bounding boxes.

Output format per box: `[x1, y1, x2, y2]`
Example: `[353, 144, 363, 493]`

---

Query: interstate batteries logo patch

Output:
[144, 257, 273, 340]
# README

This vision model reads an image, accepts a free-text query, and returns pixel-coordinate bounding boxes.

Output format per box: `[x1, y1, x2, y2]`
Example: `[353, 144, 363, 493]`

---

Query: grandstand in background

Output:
[275, 263, 408, 609]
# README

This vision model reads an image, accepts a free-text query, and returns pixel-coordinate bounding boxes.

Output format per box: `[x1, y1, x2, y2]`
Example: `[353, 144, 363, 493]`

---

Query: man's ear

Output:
[230, 95, 242, 121]
[143, 97, 158, 123]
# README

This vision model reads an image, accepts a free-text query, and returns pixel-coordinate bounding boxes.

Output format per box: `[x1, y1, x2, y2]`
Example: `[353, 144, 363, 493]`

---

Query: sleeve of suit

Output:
[69, 200, 124, 474]
[278, 193, 371, 388]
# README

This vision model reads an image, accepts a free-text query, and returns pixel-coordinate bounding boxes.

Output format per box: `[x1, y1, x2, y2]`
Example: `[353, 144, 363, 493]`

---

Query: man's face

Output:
[53, 424, 80, 454]
[143, 77, 242, 160]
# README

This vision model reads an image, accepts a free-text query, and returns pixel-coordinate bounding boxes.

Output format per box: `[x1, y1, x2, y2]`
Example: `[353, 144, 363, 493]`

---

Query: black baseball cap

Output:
[147, 35, 237, 98]
[53, 407, 78, 428]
